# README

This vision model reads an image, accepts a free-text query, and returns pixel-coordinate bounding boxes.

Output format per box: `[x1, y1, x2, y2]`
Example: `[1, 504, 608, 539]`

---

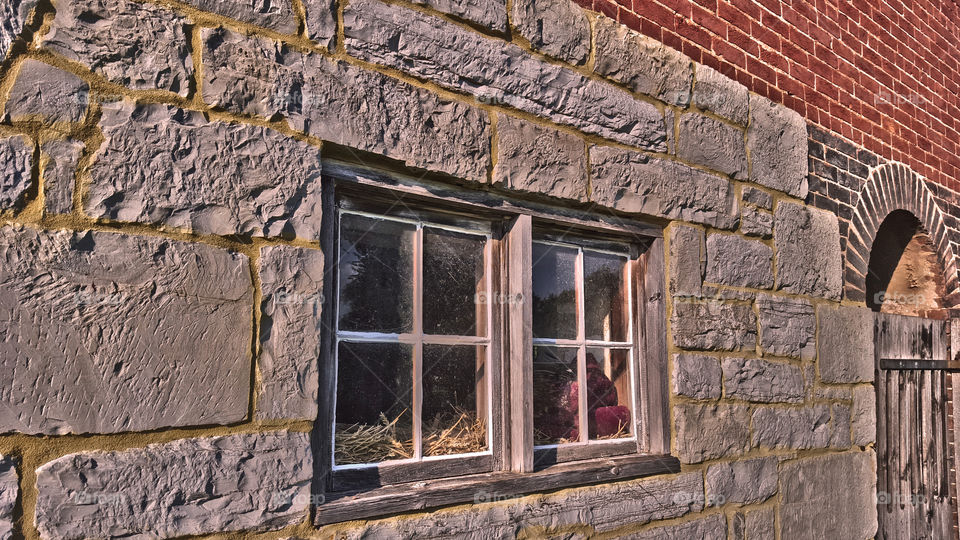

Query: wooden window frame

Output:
[314, 161, 676, 524]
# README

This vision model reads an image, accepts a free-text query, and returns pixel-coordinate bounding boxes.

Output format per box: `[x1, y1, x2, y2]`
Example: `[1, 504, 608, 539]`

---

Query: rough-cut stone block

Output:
[672, 354, 721, 399]
[669, 225, 704, 297]
[493, 115, 587, 201]
[677, 113, 747, 178]
[594, 16, 692, 106]
[343, 0, 665, 150]
[780, 452, 877, 539]
[774, 202, 842, 299]
[722, 357, 804, 403]
[302, 0, 337, 48]
[743, 507, 775, 540]
[752, 406, 831, 450]
[818, 305, 874, 383]
[672, 301, 757, 351]
[693, 63, 749, 125]
[330, 472, 704, 535]
[258, 246, 323, 421]
[0, 456, 15, 540]
[591, 146, 737, 229]
[412, 0, 507, 32]
[35, 431, 311, 539]
[706, 456, 777, 505]
[185, 0, 297, 33]
[831, 403, 852, 448]
[41, 138, 83, 215]
[512, 0, 588, 64]
[1, 0, 38, 60]
[629, 514, 726, 539]
[747, 95, 808, 197]
[705, 234, 773, 288]
[42, 0, 192, 96]
[4, 60, 88, 123]
[0, 134, 32, 209]
[756, 294, 815, 359]
[201, 28, 490, 183]
[742, 186, 773, 209]
[86, 101, 323, 239]
[741, 206, 773, 238]
[852, 385, 876, 446]
[675, 404, 751, 463]
[0, 225, 252, 434]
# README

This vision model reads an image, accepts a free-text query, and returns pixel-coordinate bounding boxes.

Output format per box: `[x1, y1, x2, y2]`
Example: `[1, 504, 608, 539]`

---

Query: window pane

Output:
[422, 345, 488, 457]
[338, 213, 415, 333]
[335, 341, 414, 464]
[423, 228, 487, 337]
[533, 346, 579, 445]
[585, 348, 633, 441]
[532, 243, 578, 339]
[583, 251, 629, 342]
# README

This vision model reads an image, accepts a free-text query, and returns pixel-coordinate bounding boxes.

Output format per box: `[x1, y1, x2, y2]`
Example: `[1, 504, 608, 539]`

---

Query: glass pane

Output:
[422, 345, 488, 457]
[533, 346, 580, 445]
[338, 213, 415, 333]
[532, 243, 578, 339]
[583, 251, 629, 342]
[423, 228, 487, 337]
[585, 348, 633, 441]
[335, 341, 414, 464]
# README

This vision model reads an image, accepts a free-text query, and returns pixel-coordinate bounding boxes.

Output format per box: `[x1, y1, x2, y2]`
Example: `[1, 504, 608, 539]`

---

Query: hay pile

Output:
[336, 408, 487, 464]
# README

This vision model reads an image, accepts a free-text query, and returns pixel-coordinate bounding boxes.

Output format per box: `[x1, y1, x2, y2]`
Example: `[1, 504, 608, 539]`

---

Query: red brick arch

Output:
[844, 162, 960, 308]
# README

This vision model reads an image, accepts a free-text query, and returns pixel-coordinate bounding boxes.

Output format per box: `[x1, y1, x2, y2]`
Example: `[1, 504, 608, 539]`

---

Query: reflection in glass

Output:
[532, 243, 578, 339]
[533, 346, 580, 444]
[583, 251, 628, 342]
[422, 345, 488, 456]
[423, 228, 487, 337]
[338, 213, 415, 333]
[335, 341, 414, 464]
[585, 348, 632, 440]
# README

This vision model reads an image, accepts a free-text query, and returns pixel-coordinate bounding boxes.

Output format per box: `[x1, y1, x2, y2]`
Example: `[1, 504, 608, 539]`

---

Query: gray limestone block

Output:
[257, 245, 323, 421]
[343, 0, 666, 151]
[0, 134, 32, 210]
[817, 305, 874, 383]
[693, 63, 749, 125]
[672, 300, 757, 351]
[677, 113, 747, 178]
[85, 101, 324, 239]
[302, 0, 338, 48]
[0, 456, 15, 540]
[201, 27, 491, 183]
[747, 94, 808, 198]
[740, 206, 773, 238]
[493, 115, 587, 201]
[512, 0, 588, 64]
[41, 138, 84, 215]
[591, 146, 738, 229]
[669, 224, 704, 298]
[743, 507, 775, 540]
[42, 0, 193, 96]
[722, 357, 804, 403]
[752, 406, 831, 450]
[3, 60, 89, 123]
[852, 385, 876, 446]
[756, 293, 815, 359]
[672, 354, 721, 400]
[35, 431, 312, 539]
[774, 201, 842, 299]
[0, 0, 38, 60]
[0, 225, 253, 434]
[705, 456, 778, 505]
[830, 402, 852, 448]
[626, 514, 726, 540]
[594, 16, 692, 107]
[674, 403, 751, 463]
[779, 452, 877, 539]
[185, 0, 297, 33]
[705, 233, 773, 289]
[411, 0, 507, 32]
[741, 186, 773, 209]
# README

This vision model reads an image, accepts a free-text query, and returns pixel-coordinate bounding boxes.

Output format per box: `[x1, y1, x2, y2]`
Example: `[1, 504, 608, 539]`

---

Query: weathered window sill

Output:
[315, 454, 681, 525]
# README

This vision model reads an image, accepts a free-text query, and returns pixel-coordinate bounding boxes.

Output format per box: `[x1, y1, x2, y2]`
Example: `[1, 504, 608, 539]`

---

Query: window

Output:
[316, 166, 672, 523]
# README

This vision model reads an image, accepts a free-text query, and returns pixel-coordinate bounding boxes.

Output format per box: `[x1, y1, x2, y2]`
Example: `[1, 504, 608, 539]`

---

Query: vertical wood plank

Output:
[636, 237, 668, 454]
[487, 236, 505, 472]
[314, 180, 338, 496]
[505, 215, 533, 472]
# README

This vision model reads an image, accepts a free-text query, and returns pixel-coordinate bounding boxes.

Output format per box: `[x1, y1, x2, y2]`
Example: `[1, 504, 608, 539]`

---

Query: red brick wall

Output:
[573, 0, 960, 192]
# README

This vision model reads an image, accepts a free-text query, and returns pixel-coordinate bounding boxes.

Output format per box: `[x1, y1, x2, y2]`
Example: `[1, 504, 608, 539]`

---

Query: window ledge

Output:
[314, 454, 681, 525]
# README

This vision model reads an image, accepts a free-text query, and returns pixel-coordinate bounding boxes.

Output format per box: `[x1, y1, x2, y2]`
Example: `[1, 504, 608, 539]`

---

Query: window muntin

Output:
[333, 209, 493, 468]
[531, 240, 636, 448]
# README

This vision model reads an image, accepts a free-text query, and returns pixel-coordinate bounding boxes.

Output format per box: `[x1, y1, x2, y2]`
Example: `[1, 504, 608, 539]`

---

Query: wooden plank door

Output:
[876, 312, 955, 540]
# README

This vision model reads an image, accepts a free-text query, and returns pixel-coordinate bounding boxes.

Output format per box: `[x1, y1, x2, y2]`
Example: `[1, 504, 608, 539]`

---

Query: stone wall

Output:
[0, 0, 916, 538]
